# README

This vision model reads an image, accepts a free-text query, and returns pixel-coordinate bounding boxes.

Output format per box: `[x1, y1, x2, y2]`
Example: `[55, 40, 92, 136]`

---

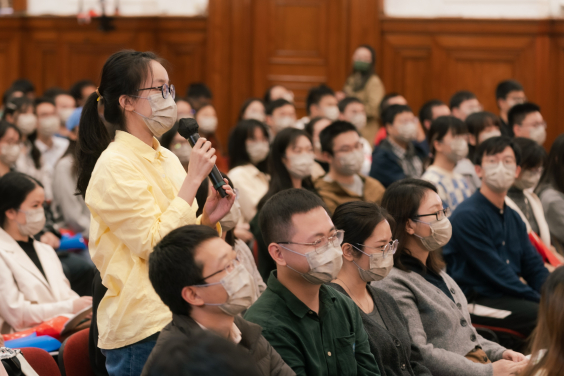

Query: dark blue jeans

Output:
[102, 340, 157, 376]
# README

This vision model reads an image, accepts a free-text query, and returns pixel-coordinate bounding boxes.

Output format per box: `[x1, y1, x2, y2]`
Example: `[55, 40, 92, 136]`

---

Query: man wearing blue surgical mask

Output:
[444, 136, 549, 345]
[143, 224, 294, 376]
[244, 189, 380, 376]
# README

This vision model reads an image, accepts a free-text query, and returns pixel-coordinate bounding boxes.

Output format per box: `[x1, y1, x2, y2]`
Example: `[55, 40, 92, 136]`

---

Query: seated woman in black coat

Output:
[329, 201, 432, 376]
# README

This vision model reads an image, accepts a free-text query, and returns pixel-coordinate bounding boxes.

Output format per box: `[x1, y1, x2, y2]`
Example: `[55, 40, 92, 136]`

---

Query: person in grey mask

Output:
[314, 121, 385, 214]
[244, 189, 381, 376]
[510, 102, 547, 146]
[377, 178, 526, 376]
[329, 201, 432, 376]
[445, 136, 549, 344]
[422, 116, 474, 213]
[144, 224, 294, 376]
[34, 97, 69, 172]
[0, 172, 91, 334]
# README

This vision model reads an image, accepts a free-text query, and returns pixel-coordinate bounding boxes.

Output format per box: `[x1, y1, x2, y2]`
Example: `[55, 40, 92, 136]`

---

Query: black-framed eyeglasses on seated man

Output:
[278, 229, 344, 252]
[137, 83, 176, 99]
[413, 208, 449, 221]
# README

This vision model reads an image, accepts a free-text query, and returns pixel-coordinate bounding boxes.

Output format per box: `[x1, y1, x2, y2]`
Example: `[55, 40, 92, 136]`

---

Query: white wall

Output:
[384, 0, 564, 19]
[27, 0, 208, 16]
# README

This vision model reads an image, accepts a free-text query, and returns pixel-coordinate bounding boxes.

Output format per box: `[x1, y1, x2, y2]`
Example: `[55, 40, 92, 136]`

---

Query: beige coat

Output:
[314, 174, 386, 214]
[0, 228, 78, 333]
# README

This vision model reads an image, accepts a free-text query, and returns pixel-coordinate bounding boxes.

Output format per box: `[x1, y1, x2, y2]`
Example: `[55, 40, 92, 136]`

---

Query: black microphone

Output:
[178, 118, 227, 198]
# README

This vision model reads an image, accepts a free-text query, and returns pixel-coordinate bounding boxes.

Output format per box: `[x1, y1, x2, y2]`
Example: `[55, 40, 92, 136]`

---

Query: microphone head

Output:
[178, 118, 199, 139]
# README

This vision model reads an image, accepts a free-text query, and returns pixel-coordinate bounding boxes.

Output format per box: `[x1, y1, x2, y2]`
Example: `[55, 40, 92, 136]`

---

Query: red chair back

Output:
[58, 329, 95, 376]
[19, 348, 61, 376]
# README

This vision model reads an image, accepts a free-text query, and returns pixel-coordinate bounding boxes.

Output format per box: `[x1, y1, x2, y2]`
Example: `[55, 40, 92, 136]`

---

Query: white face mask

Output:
[199, 263, 257, 316]
[323, 106, 340, 121]
[38, 116, 60, 137]
[396, 121, 418, 142]
[286, 153, 314, 179]
[198, 116, 218, 134]
[482, 161, 517, 193]
[352, 245, 394, 282]
[478, 130, 501, 144]
[17, 207, 46, 237]
[58, 108, 75, 123]
[219, 200, 242, 232]
[445, 138, 469, 163]
[0, 144, 21, 166]
[246, 111, 266, 122]
[514, 169, 542, 190]
[274, 116, 295, 132]
[172, 142, 192, 164]
[16, 114, 38, 136]
[349, 113, 367, 130]
[133, 93, 178, 137]
[528, 126, 546, 145]
[280, 242, 344, 284]
[335, 149, 364, 176]
[246, 140, 269, 164]
[413, 217, 452, 252]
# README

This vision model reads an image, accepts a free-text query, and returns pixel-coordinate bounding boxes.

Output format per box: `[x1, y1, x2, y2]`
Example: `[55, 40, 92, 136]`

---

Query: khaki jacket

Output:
[314, 174, 385, 214]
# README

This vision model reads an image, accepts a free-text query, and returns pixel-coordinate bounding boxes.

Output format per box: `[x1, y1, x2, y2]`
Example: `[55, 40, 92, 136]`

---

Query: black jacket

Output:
[141, 313, 295, 376]
[328, 283, 432, 376]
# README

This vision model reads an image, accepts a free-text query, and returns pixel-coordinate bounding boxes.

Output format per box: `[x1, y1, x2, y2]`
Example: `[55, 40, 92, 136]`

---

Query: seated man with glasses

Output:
[329, 201, 433, 376]
[370, 105, 427, 188]
[509, 102, 547, 145]
[142, 224, 295, 376]
[314, 121, 385, 214]
[444, 136, 549, 340]
[244, 189, 381, 376]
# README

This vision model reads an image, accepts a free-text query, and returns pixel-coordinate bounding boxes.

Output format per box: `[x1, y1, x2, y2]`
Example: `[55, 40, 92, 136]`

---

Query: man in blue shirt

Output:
[244, 189, 380, 376]
[444, 136, 548, 339]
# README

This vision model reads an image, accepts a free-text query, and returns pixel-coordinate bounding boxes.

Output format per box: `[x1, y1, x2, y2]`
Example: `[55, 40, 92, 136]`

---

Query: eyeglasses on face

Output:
[413, 208, 449, 221]
[278, 230, 344, 253]
[137, 83, 176, 99]
[356, 239, 399, 258]
[195, 256, 240, 286]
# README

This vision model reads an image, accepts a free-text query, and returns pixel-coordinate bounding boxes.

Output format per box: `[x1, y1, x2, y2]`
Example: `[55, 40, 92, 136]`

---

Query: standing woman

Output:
[76, 50, 235, 376]
[343, 45, 385, 145]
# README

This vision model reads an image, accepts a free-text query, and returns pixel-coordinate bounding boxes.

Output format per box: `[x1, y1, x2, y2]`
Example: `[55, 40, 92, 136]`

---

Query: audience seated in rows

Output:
[444, 137, 549, 338]
[329, 201, 433, 376]
[244, 189, 381, 376]
[377, 178, 527, 376]
[315, 121, 385, 214]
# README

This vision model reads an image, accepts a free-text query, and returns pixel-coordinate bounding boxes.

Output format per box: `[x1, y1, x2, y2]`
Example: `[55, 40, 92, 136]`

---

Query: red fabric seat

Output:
[19, 347, 61, 376]
[58, 329, 95, 376]
[472, 323, 526, 339]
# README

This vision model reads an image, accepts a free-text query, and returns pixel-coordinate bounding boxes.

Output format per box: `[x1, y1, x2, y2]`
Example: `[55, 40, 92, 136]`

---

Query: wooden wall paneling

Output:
[549, 32, 564, 147]
[0, 19, 22, 96]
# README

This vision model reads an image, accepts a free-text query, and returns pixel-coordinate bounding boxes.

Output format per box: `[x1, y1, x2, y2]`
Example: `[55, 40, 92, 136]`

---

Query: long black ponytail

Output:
[76, 50, 158, 197]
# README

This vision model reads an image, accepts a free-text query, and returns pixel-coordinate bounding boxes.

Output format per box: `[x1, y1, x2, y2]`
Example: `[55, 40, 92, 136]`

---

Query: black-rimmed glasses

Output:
[413, 208, 449, 221]
[137, 83, 175, 99]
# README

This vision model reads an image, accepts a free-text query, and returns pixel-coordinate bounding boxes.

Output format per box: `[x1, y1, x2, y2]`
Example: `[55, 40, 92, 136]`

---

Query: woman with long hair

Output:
[342, 44, 385, 144]
[536, 134, 564, 253]
[76, 50, 234, 376]
[0, 120, 21, 178]
[521, 266, 564, 376]
[250, 127, 317, 281]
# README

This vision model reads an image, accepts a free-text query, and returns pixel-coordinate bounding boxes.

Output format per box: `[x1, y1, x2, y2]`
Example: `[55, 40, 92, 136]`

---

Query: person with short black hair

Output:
[422, 116, 474, 212]
[244, 188, 381, 376]
[509, 102, 546, 145]
[44, 88, 76, 138]
[263, 85, 294, 105]
[342, 45, 386, 145]
[444, 136, 549, 340]
[10, 79, 36, 99]
[370, 104, 426, 187]
[34, 97, 69, 171]
[418, 99, 451, 133]
[239, 98, 266, 123]
[227, 119, 270, 226]
[536, 134, 564, 254]
[315, 121, 385, 214]
[495, 80, 526, 137]
[450, 91, 482, 121]
[265, 99, 297, 138]
[377, 178, 526, 376]
[338, 97, 372, 175]
[304, 116, 331, 178]
[329, 201, 433, 376]
[186, 82, 213, 111]
[295, 85, 338, 130]
[143, 224, 293, 376]
[373, 93, 408, 146]
[69, 79, 96, 107]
